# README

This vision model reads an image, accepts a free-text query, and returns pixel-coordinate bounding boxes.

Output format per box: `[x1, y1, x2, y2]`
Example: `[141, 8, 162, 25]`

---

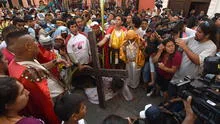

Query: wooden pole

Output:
[100, 0, 104, 36]
[88, 32, 105, 108]
[85, 32, 128, 108]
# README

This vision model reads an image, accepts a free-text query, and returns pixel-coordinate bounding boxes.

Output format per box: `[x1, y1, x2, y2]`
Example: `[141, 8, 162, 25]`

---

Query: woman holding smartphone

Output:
[153, 38, 182, 101]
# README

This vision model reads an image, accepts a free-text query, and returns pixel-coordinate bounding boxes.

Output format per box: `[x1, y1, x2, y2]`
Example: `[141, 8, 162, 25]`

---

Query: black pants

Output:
[156, 73, 171, 92]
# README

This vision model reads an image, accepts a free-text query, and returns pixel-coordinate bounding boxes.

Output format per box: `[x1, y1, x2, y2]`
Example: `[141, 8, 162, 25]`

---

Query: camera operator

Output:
[102, 96, 197, 124]
[172, 19, 217, 80]
[137, 96, 197, 124]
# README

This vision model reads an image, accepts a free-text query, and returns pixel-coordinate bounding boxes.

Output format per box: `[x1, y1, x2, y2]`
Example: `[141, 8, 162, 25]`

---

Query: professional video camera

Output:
[156, 19, 184, 37]
[155, 0, 163, 9]
[169, 56, 220, 124]
[212, 13, 220, 21]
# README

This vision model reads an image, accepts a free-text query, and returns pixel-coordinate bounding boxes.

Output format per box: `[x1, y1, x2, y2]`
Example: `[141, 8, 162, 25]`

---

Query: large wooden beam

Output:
[87, 31, 128, 108]
[88, 31, 105, 108]
[81, 69, 128, 78]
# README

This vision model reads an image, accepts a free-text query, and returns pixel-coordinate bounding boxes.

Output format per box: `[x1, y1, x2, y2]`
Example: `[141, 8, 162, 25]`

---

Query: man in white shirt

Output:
[138, 19, 148, 38]
[66, 20, 91, 68]
[173, 20, 217, 80]
[184, 27, 196, 38]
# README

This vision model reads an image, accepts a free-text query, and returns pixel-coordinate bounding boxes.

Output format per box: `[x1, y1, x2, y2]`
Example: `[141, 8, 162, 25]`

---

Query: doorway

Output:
[188, 2, 211, 16]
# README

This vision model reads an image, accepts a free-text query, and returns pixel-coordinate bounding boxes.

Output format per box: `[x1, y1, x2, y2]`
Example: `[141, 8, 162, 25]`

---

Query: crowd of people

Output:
[0, 0, 219, 124]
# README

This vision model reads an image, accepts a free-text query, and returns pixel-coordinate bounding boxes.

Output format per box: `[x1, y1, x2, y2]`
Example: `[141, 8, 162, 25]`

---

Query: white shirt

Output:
[138, 28, 147, 38]
[172, 37, 217, 80]
[0, 41, 7, 50]
[185, 27, 196, 38]
[67, 33, 91, 64]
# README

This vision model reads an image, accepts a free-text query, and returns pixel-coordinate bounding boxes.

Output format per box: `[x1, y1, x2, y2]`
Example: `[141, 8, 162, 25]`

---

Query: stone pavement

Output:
[75, 86, 163, 124]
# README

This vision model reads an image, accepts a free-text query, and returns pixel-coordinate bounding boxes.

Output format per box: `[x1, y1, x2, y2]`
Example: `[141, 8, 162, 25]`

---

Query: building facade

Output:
[4, 0, 51, 8]
[162, 0, 220, 17]
[4, 0, 155, 11]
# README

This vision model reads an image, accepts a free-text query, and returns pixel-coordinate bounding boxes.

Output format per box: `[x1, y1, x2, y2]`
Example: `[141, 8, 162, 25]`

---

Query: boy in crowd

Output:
[55, 93, 87, 124]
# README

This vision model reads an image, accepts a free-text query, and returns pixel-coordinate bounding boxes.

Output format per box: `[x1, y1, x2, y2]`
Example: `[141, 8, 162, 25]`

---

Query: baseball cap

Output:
[55, 9, 61, 13]
[39, 35, 52, 45]
[90, 21, 99, 28]
[91, 15, 96, 20]
[24, 15, 35, 21]
[140, 104, 152, 118]
[139, 104, 161, 120]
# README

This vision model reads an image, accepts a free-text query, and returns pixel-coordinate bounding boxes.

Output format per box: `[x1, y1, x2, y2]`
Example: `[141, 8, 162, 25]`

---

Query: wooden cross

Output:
[83, 32, 128, 108]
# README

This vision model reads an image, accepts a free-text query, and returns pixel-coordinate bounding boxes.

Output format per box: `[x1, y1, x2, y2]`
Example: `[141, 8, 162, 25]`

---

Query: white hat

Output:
[70, 13, 76, 17]
[39, 35, 52, 45]
[139, 104, 152, 119]
[90, 21, 103, 31]
[91, 15, 96, 19]
[90, 21, 99, 27]
[55, 9, 61, 13]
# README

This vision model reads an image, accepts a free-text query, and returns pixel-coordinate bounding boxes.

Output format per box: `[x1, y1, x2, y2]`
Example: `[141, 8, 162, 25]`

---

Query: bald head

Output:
[7, 32, 39, 61]
[14, 34, 38, 57]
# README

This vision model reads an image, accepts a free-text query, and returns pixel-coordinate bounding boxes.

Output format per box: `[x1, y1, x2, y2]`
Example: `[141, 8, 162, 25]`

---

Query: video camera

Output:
[169, 56, 220, 124]
[155, 0, 163, 9]
[204, 56, 220, 75]
[156, 19, 184, 37]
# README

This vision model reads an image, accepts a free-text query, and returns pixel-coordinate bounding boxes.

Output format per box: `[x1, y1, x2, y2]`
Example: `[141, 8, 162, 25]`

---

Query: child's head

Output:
[54, 93, 86, 122]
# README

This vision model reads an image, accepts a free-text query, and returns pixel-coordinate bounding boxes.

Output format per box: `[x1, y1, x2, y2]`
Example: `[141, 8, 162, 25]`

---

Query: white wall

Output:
[162, 0, 169, 8]
[207, 0, 220, 18]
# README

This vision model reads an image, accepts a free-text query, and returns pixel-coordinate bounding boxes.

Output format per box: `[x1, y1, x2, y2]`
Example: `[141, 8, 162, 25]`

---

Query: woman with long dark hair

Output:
[153, 38, 182, 101]
[0, 77, 44, 124]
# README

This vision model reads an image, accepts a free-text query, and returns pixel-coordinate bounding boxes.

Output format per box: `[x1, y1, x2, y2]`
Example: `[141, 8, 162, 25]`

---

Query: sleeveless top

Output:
[110, 29, 126, 49]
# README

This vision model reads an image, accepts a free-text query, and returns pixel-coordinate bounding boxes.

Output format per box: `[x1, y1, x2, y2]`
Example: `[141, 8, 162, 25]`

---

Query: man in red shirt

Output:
[7, 30, 66, 124]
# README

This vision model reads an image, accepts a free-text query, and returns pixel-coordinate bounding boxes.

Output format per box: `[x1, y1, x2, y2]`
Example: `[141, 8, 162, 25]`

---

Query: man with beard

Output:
[173, 20, 217, 80]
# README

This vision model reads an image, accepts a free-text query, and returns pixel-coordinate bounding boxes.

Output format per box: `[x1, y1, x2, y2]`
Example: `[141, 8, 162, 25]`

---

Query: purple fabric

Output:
[16, 117, 44, 124]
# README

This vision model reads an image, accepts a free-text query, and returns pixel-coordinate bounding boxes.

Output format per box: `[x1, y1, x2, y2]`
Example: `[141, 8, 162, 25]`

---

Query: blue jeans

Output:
[142, 57, 155, 83]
